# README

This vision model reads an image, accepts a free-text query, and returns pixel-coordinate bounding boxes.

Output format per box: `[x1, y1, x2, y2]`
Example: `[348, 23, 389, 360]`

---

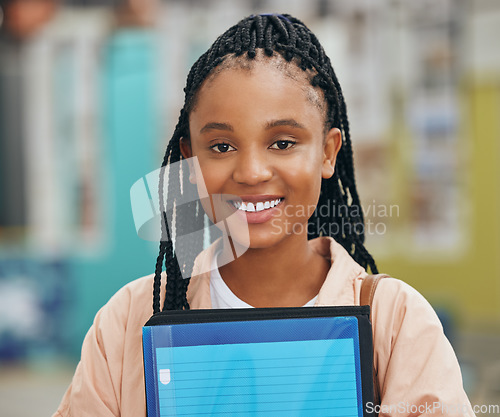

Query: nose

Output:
[232, 148, 273, 185]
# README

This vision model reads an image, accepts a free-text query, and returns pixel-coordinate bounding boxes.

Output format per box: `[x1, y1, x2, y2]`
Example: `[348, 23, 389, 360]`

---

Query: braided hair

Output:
[153, 13, 378, 313]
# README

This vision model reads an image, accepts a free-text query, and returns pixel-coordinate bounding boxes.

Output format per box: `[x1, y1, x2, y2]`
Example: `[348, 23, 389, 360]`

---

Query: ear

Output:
[179, 137, 192, 159]
[321, 128, 342, 179]
[179, 137, 196, 184]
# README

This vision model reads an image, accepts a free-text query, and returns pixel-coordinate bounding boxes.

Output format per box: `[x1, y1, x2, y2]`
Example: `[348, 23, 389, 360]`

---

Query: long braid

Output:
[153, 13, 379, 312]
[152, 137, 174, 313]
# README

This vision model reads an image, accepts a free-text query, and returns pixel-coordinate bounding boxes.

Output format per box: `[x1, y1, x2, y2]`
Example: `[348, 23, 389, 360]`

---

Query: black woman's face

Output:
[181, 59, 341, 249]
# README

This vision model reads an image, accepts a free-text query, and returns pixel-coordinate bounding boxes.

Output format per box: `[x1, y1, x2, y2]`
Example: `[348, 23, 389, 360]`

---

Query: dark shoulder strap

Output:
[360, 274, 389, 410]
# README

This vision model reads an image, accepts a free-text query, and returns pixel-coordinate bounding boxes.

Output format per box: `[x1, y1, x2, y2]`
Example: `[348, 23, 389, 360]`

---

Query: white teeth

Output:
[233, 198, 283, 213]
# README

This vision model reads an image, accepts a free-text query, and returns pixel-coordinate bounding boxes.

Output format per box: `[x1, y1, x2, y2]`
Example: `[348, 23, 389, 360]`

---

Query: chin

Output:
[247, 229, 290, 250]
[224, 218, 306, 251]
[224, 229, 277, 251]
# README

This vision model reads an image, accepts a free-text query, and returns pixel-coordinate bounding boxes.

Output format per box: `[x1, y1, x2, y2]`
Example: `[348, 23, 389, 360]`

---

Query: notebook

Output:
[142, 306, 375, 417]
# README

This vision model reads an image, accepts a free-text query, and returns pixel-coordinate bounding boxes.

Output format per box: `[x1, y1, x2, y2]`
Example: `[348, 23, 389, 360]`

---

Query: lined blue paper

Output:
[156, 339, 358, 416]
[143, 316, 363, 417]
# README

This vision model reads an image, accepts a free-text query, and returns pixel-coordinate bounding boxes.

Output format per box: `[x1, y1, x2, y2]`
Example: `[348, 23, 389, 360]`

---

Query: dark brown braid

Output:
[153, 13, 378, 313]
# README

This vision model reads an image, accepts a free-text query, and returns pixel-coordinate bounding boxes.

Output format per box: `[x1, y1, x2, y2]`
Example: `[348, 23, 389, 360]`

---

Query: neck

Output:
[218, 233, 330, 307]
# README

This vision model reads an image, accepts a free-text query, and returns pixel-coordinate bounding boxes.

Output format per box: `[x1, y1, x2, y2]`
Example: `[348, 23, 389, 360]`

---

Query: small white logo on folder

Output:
[160, 369, 171, 385]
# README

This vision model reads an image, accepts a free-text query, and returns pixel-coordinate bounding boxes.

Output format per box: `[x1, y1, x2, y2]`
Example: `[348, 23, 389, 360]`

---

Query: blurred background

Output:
[0, 0, 499, 415]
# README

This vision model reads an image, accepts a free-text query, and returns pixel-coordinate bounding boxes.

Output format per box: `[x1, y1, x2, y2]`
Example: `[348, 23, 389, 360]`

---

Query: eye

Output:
[210, 142, 235, 153]
[270, 139, 296, 150]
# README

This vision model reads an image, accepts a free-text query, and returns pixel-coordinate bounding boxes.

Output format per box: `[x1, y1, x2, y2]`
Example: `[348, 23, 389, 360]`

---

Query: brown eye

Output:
[211, 142, 235, 153]
[270, 140, 296, 150]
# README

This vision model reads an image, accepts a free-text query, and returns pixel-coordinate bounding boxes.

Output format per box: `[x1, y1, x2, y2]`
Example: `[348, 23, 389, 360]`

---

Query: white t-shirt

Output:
[210, 250, 318, 309]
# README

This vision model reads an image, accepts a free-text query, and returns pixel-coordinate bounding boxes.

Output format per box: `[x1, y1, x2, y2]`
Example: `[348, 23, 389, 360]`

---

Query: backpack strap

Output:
[360, 274, 389, 409]
[360, 274, 386, 307]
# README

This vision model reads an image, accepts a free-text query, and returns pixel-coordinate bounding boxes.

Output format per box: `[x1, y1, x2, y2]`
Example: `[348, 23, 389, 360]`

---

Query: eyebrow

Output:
[199, 122, 234, 134]
[199, 119, 306, 134]
[265, 119, 306, 130]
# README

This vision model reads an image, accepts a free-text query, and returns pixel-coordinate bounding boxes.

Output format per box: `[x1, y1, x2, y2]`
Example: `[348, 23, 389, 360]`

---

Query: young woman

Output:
[54, 14, 475, 417]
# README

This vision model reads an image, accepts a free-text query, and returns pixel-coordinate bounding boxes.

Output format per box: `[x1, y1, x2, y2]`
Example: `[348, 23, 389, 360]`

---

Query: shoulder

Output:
[92, 273, 157, 335]
[369, 276, 445, 360]
[108, 273, 156, 308]
[79, 273, 158, 373]
[372, 276, 441, 325]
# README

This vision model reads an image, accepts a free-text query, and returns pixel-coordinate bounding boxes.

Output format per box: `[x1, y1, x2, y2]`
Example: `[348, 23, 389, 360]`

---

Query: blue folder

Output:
[143, 306, 375, 417]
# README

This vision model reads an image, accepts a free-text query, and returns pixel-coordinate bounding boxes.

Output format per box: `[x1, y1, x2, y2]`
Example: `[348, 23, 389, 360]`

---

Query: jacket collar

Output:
[186, 236, 367, 309]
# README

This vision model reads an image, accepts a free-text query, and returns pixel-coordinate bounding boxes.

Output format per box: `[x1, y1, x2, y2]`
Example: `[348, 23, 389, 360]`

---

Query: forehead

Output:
[190, 51, 326, 116]
[188, 62, 327, 142]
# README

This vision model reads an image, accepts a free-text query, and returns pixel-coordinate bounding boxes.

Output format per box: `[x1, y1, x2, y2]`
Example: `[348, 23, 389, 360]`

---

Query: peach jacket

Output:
[54, 237, 476, 416]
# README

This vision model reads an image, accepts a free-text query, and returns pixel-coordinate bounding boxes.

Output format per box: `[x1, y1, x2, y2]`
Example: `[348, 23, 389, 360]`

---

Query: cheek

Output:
[194, 166, 233, 225]
[188, 143, 228, 193]
[279, 152, 324, 214]
[286, 147, 324, 187]
[198, 163, 230, 193]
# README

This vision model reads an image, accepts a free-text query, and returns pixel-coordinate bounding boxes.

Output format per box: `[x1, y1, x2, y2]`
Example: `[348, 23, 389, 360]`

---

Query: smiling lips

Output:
[227, 196, 284, 224]
[231, 198, 283, 212]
